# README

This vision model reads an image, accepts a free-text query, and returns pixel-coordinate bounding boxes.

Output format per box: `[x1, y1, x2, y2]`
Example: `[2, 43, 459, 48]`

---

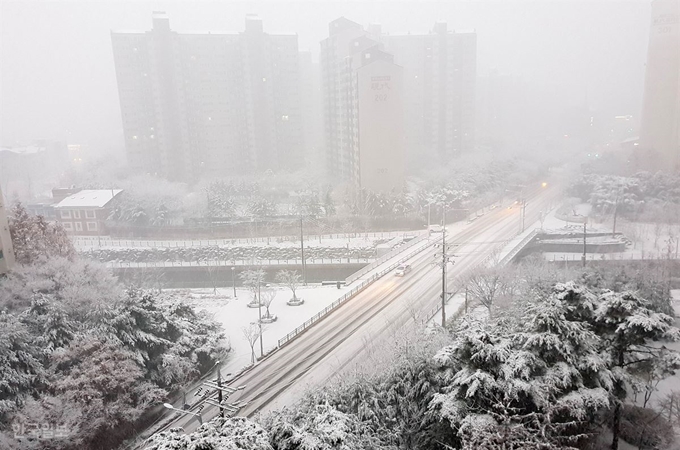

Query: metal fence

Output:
[344, 232, 430, 284]
[277, 244, 431, 348]
[106, 257, 373, 269]
[72, 231, 418, 249]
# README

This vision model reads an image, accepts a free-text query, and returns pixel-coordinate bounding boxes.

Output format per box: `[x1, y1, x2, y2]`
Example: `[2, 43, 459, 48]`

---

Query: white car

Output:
[395, 264, 412, 276]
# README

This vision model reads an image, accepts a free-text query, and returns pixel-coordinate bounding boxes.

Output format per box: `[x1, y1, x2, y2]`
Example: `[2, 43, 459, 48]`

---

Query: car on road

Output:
[429, 225, 443, 233]
[395, 264, 412, 276]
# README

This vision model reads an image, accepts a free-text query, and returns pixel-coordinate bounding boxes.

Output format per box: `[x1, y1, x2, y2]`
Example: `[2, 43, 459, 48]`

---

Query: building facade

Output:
[112, 13, 303, 182]
[320, 18, 405, 193]
[0, 186, 16, 274]
[54, 190, 123, 236]
[381, 23, 477, 165]
[320, 18, 476, 191]
[639, 0, 680, 172]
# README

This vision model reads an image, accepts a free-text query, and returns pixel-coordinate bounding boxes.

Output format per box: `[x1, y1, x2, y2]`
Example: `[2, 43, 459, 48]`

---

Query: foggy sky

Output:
[0, 0, 651, 158]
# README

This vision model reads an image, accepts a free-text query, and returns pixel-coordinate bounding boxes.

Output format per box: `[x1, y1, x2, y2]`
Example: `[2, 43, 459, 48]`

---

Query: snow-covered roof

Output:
[0, 145, 46, 155]
[55, 190, 123, 209]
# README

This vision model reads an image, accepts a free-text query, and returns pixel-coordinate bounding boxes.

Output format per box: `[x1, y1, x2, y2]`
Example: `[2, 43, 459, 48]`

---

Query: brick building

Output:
[54, 190, 123, 236]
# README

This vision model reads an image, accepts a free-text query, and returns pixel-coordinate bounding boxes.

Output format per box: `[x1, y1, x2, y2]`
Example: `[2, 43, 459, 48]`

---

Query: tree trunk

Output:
[611, 400, 621, 450]
[612, 347, 625, 450]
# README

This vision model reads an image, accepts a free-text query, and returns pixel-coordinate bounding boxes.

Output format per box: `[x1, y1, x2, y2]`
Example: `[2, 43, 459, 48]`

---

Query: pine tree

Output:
[590, 290, 680, 450]
[8, 202, 75, 265]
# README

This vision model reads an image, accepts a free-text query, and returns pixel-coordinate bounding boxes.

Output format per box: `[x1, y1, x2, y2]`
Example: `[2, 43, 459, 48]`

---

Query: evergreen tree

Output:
[8, 203, 75, 265]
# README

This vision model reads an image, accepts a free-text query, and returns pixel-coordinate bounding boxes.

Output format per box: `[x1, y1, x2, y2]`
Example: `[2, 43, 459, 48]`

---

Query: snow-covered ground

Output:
[181, 284, 351, 377]
[519, 202, 680, 262]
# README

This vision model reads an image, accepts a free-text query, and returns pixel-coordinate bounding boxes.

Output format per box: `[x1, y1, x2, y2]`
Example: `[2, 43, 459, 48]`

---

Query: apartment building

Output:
[0, 186, 16, 274]
[112, 13, 303, 182]
[320, 18, 405, 193]
[381, 22, 477, 164]
[320, 18, 477, 191]
[639, 0, 680, 172]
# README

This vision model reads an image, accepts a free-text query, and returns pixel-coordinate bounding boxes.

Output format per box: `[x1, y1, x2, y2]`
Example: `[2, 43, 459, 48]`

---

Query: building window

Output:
[62, 222, 73, 231]
[85, 210, 96, 219]
[60, 210, 71, 219]
[86, 222, 98, 231]
[73, 210, 81, 219]
[75, 222, 83, 232]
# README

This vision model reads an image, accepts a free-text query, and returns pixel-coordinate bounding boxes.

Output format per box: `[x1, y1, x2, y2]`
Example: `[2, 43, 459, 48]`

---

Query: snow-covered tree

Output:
[589, 290, 680, 450]
[432, 286, 613, 449]
[242, 323, 260, 365]
[276, 270, 301, 302]
[47, 335, 166, 449]
[8, 202, 75, 265]
[266, 402, 395, 450]
[0, 312, 45, 423]
[145, 417, 272, 450]
[463, 265, 517, 317]
[0, 256, 119, 315]
[240, 269, 266, 304]
[248, 197, 277, 219]
[260, 289, 276, 319]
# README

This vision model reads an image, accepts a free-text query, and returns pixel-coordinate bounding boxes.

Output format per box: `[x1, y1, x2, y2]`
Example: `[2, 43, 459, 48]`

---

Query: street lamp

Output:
[231, 267, 236, 299]
[163, 403, 202, 424]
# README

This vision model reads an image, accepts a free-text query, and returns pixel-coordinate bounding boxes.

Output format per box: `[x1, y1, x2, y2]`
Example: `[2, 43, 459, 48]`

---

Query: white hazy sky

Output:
[0, 0, 651, 157]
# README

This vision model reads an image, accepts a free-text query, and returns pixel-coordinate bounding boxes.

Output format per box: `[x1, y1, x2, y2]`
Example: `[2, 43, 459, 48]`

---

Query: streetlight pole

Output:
[582, 220, 587, 267]
[217, 364, 224, 418]
[300, 217, 307, 285]
[163, 403, 202, 424]
[441, 206, 447, 327]
[257, 279, 263, 358]
[231, 267, 236, 298]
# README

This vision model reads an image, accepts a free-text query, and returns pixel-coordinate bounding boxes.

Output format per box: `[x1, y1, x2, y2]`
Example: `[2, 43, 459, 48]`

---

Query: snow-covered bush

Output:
[146, 417, 272, 450]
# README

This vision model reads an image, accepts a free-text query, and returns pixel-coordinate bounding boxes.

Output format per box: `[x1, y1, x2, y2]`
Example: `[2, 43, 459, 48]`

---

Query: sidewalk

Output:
[175, 283, 351, 405]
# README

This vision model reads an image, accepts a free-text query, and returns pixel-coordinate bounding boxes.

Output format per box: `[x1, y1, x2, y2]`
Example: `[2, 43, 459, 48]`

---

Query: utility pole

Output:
[582, 221, 587, 267]
[441, 207, 447, 327]
[427, 203, 431, 232]
[257, 279, 263, 358]
[300, 217, 307, 286]
[612, 193, 619, 237]
[217, 365, 224, 418]
[521, 198, 527, 232]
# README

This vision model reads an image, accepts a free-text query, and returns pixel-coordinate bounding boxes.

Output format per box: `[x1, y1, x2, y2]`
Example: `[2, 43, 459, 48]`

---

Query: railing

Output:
[344, 232, 429, 284]
[278, 243, 432, 347]
[105, 258, 373, 269]
[498, 230, 539, 266]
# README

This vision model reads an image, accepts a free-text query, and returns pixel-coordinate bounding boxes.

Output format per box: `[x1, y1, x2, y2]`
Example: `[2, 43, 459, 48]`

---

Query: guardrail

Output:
[344, 232, 430, 284]
[278, 243, 432, 347]
[498, 230, 539, 266]
[106, 257, 373, 269]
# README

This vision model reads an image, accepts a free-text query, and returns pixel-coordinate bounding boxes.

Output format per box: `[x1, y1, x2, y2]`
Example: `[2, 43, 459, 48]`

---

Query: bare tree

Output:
[239, 268, 266, 304]
[658, 391, 680, 425]
[260, 288, 276, 319]
[204, 261, 219, 295]
[464, 265, 516, 318]
[241, 323, 260, 365]
[276, 269, 301, 302]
